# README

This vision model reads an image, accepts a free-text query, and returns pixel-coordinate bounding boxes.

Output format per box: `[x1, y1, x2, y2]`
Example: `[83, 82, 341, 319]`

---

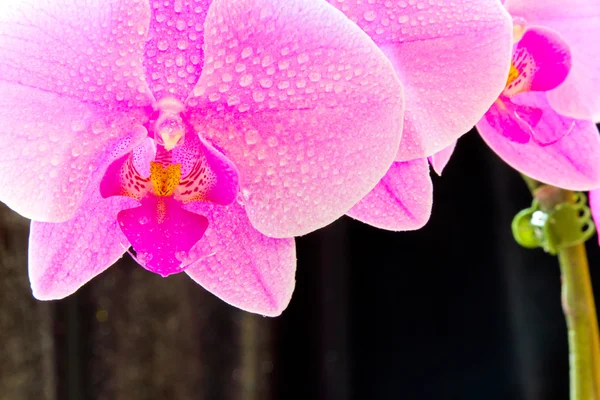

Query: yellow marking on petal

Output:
[513, 24, 526, 43]
[506, 63, 519, 87]
[150, 162, 181, 197]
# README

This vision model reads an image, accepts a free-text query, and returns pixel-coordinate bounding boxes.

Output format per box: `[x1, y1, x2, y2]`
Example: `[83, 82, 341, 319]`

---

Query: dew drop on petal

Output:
[245, 129, 259, 145]
[363, 10, 377, 21]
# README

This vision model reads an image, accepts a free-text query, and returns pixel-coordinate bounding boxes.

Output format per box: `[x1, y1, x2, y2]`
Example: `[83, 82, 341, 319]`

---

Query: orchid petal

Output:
[186, 0, 403, 238]
[0, 87, 149, 222]
[511, 91, 572, 145]
[28, 162, 138, 300]
[506, 0, 600, 120]
[329, 0, 513, 160]
[0, 0, 153, 106]
[118, 195, 209, 277]
[0, 1, 154, 221]
[428, 142, 457, 176]
[185, 202, 296, 317]
[483, 100, 533, 144]
[347, 159, 433, 231]
[504, 26, 571, 96]
[143, 1, 210, 101]
[477, 94, 600, 190]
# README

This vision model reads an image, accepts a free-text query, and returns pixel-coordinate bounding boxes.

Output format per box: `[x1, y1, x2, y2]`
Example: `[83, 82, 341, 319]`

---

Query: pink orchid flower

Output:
[447, 0, 600, 190]
[326, 0, 514, 231]
[0, 0, 404, 316]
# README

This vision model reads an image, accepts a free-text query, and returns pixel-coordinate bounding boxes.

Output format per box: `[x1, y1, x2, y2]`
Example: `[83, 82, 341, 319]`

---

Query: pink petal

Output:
[483, 100, 533, 144]
[0, 0, 153, 107]
[504, 27, 571, 96]
[428, 142, 457, 176]
[329, 0, 513, 160]
[347, 159, 433, 231]
[511, 92, 572, 145]
[186, 0, 403, 238]
[143, 1, 210, 101]
[29, 167, 138, 300]
[100, 151, 151, 200]
[589, 189, 600, 245]
[0, 1, 154, 221]
[0, 87, 150, 222]
[118, 195, 209, 277]
[185, 202, 296, 317]
[506, 0, 600, 120]
[477, 94, 600, 190]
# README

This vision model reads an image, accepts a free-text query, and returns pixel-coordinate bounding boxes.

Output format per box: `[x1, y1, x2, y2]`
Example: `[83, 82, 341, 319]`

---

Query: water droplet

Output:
[241, 46, 253, 59]
[71, 120, 86, 132]
[239, 74, 253, 87]
[308, 72, 321, 82]
[157, 40, 169, 51]
[363, 10, 377, 22]
[297, 53, 309, 64]
[50, 154, 61, 166]
[245, 129, 260, 145]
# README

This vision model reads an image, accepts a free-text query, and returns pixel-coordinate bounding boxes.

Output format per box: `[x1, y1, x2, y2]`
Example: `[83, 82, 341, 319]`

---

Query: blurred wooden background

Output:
[2, 133, 600, 400]
[0, 204, 276, 400]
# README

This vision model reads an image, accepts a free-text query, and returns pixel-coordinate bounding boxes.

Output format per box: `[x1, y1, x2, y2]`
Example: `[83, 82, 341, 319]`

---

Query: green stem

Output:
[558, 242, 600, 400]
[533, 185, 600, 400]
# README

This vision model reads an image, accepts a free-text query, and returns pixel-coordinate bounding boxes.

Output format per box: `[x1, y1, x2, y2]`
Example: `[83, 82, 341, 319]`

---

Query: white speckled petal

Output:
[29, 162, 138, 300]
[186, 0, 404, 238]
[347, 159, 433, 231]
[329, 0, 513, 160]
[0, 0, 153, 107]
[144, 0, 211, 101]
[185, 202, 296, 317]
[0, 1, 154, 221]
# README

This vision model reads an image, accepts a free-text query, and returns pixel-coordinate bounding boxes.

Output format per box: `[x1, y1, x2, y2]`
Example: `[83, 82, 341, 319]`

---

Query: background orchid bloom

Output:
[0, 0, 404, 316]
[444, 0, 600, 191]
[326, 0, 513, 231]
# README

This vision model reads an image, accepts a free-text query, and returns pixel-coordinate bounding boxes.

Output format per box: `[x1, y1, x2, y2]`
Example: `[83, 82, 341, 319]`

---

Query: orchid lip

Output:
[100, 95, 240, 276]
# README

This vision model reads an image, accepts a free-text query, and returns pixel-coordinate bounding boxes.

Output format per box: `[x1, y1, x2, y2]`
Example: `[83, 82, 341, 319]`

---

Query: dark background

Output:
[1, 129, 599, 400]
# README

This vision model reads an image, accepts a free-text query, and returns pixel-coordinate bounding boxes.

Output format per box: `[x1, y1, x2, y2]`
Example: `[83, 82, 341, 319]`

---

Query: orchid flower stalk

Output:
[516, 180, 600, 400]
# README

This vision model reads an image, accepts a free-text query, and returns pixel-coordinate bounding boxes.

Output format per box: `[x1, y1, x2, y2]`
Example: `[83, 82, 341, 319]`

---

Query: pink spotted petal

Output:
[506, 0, 600, 120]
[143, 1, 210, 101]
[329, 0, 513, 160]
[0, 1, 154, 221]
[28, 157, 139, 300]
[118, 195, 208, 277]
[504, 26, 571, 96]
[100, 151, 151, 201]
[185, 202, 296, 317]
[428, 142, 457, 176]
[174, 135, 239, 206]
[477, 95, 600, 190]
[187, 0, 403, 238]
[589, 189, 600, 245]
[347, 159, 433, 231]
